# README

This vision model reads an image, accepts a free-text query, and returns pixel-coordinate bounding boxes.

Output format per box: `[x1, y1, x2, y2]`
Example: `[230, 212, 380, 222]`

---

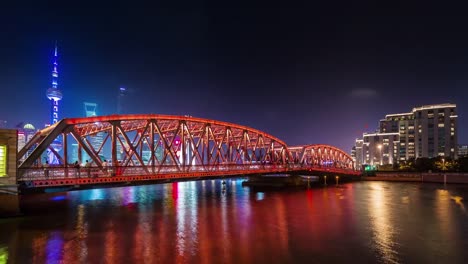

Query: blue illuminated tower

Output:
[46, 42, 63, 164]
[46, 42, 63, 124]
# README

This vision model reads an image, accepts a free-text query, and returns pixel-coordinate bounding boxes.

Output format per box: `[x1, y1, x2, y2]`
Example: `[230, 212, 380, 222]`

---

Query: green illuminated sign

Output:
[0, 145, 6, 176]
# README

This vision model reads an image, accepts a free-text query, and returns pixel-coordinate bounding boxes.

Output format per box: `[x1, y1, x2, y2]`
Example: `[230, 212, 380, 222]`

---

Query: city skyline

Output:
[1, 3, 467, 152]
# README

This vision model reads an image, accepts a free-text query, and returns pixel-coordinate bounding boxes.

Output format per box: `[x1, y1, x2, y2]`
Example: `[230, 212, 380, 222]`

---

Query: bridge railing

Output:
[17, 164, 292, 181]
[17, 163, 359, 182]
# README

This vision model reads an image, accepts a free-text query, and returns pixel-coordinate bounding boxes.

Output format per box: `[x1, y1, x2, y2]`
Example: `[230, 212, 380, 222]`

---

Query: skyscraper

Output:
[46, 42, 63, 164]
[117, 87, 127, 114]
[116, 87, 127, 161]
[83, 102, 105, 161]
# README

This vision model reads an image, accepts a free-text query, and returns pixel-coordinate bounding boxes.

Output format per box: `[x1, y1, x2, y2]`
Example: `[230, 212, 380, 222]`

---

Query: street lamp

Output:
[442, 158, 447, 185]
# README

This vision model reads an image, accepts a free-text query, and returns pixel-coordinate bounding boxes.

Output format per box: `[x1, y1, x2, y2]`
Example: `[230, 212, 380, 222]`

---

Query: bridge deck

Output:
[18, 165, 360, 189]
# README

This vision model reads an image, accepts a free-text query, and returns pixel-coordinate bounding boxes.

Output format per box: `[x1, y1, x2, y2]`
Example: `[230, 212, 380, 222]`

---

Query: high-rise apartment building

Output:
[354, 103, 458, 167]
[83, 102, 105, 162]
[353, 133, 400, 168]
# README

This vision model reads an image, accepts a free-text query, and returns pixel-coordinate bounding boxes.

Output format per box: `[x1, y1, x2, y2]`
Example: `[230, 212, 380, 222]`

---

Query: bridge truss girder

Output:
[288, 144, 355, 169]
[18, 115, 289, 176]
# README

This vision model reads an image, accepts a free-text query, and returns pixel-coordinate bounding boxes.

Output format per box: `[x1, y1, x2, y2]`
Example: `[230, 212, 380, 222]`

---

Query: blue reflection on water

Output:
[50, 195, 67, 201]
[256, 192, 265, 201]
[46, 232, 64, 263]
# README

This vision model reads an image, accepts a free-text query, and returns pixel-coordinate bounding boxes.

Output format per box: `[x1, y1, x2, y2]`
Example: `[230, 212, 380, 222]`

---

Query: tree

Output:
[414, 158, 434, 172]
[434, 158, 458, 172]
[458, 157, 468, 172]
[399, 160, 414, 171]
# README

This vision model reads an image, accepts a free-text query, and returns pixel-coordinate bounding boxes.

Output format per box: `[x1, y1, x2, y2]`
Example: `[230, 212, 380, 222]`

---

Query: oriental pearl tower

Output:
[46, 41, 63, 164]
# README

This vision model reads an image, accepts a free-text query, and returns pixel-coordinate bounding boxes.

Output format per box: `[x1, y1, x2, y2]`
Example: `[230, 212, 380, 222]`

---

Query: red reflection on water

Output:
[172, 182, 178, 200]
[6, 181, 468, 263]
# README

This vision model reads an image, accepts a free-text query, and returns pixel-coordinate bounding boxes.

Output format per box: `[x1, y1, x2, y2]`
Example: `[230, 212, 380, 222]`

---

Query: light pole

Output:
[442, 158, 447, 185]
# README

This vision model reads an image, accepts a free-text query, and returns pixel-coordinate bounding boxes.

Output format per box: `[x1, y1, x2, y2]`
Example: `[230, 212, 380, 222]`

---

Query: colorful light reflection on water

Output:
[1, 180, 468, 263]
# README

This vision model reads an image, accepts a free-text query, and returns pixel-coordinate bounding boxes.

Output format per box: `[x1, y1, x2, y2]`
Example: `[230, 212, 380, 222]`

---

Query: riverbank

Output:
[363, 172, 468, 184]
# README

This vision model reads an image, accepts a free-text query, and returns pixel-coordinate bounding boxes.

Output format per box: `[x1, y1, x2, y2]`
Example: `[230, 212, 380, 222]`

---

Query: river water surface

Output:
[1, 179, 468, 263]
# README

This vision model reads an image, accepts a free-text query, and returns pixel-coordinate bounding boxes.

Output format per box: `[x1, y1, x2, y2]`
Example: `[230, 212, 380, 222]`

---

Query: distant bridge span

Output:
[17, 114, 359, 189]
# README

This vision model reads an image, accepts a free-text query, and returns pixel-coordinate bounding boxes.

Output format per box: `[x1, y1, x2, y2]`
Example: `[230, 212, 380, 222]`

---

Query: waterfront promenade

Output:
[364, 172, 468, 184]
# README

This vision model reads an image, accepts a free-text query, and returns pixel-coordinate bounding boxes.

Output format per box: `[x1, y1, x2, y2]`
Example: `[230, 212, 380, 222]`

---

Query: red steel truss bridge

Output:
[17, 114, 359, 189]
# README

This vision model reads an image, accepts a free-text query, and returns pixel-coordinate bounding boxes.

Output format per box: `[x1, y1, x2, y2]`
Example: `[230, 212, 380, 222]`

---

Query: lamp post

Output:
[442, 158, 447, 185]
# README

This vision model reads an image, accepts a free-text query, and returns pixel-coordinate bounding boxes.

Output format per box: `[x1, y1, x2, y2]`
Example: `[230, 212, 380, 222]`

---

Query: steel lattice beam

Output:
[17, 115, 359, 183]
[287, 144, 355, 169]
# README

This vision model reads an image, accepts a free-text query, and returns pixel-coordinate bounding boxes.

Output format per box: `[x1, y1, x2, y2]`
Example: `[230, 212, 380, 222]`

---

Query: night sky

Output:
[1, 2, 467, 152]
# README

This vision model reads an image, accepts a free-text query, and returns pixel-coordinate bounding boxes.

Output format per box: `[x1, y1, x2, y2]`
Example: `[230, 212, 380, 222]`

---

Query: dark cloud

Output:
[350, 89, 378, 99]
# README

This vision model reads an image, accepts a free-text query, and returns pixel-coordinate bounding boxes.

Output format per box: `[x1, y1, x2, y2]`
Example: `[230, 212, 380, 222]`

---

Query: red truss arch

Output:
[288, 144, 354, 169]
[18, 114, 290, 179]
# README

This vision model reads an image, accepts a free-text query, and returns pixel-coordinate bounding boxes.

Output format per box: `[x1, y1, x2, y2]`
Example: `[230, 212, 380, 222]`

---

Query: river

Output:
[1, 179, 468, 263]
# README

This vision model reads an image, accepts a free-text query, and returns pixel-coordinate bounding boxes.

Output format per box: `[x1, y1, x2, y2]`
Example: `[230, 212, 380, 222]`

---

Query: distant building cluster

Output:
[9, 44, 127, 165]
[459, 144, 468, 157]
[17, 123, 37, 162]
[352, 103, 458, 168]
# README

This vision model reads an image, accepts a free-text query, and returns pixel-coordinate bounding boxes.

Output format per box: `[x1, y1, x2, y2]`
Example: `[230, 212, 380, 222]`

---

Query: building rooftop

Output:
[385, 112, 413, 118]
[23, 123, 35, 130]
[363, 132, 400, 137]
[412, 103, 456, 112]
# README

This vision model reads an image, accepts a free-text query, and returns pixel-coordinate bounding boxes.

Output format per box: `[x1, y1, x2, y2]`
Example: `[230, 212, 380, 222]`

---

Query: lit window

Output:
[0, 145, 6, 176]
[438, 124, 445, 128]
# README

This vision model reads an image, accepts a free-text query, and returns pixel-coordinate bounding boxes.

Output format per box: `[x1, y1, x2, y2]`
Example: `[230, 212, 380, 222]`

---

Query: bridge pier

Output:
[243, 173, 306, 188]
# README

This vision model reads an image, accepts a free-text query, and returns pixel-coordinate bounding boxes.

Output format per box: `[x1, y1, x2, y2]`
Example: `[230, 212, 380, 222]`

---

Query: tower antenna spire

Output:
[46, 41, 62, 123]
[46, 41, 63, 164]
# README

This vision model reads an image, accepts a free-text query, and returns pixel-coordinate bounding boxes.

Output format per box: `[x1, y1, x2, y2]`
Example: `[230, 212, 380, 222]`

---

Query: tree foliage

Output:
[380, 156, 467, 172]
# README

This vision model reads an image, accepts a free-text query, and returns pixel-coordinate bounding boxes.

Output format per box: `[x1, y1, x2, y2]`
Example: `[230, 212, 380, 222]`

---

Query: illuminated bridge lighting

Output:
[16, 114, 359, 188]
